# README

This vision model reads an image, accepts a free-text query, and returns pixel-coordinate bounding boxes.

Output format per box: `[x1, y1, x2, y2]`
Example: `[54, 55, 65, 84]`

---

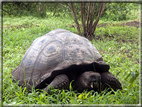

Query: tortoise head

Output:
[73, 71, 101, 92]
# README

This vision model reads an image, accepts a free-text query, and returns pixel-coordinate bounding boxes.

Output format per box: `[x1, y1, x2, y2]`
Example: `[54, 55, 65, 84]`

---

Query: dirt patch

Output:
[123, 21, 140, 28]
[67, 20, 140, 29]
[3, 24, 40, 29]
[97, 20, 140, 28]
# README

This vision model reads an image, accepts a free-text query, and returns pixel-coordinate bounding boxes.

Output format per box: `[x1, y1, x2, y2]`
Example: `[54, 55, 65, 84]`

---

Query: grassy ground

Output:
[2, 15, 140, 106]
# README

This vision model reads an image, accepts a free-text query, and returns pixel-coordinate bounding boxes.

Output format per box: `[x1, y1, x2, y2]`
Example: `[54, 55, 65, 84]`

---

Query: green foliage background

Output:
[2, 2, 140, 106]
[3, 3, 139, 20]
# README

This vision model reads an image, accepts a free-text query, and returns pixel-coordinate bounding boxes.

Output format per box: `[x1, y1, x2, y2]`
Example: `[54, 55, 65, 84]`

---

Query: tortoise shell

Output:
[12, 29, 109, 90]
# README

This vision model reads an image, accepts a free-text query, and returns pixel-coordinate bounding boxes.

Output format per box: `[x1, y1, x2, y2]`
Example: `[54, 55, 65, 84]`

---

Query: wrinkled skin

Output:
[44, 71, 101, 93]
[43, 70, 122, 93]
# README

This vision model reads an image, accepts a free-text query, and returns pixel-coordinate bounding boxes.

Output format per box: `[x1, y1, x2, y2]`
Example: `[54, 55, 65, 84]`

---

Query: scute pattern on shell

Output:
[12, 29, 109, 90]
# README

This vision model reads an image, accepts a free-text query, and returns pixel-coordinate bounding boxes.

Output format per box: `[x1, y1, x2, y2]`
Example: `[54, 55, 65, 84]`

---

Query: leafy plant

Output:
[104, 3, 139, 21]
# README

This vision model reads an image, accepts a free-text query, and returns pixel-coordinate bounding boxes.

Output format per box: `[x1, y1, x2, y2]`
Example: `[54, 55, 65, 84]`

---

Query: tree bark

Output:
[87, 3, 96, 38]
[92, 3, 106, 33]
[86, 3, 91, 32]
[70, 2, 106, 40]
[81, 3, 86, 36]
[70, 3, 81, 35]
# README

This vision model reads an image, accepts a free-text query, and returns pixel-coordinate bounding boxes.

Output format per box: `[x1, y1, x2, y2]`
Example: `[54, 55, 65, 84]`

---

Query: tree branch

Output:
[70, 3, 81, 35]
[87, 3, 91, 31]
[81, 2, 86, 36]
[2, 9, 11, 15]
[88, 3, 96, 34]
[92, 3, 106, 33]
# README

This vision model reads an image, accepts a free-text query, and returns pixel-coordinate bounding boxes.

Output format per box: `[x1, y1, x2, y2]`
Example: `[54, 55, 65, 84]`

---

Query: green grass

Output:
[3, 15, 140, 105]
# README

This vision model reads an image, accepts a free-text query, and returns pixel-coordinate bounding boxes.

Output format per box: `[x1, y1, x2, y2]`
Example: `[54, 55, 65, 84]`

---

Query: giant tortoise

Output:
[12, 29, 122, 93]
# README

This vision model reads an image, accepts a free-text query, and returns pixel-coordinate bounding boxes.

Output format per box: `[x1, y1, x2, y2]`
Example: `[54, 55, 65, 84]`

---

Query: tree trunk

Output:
[87, 3, 96, 39]
[86, 3, 91, 34]
[70, 3, 81, 35]
[81, 3, 86, 36]
[92, 3, 106, 33]
[86, 3, 106, 40]
[70, 3, 106, 40]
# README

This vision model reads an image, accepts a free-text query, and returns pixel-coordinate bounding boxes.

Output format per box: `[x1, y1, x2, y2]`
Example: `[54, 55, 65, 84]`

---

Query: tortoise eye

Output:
[90, 75, 96, 79]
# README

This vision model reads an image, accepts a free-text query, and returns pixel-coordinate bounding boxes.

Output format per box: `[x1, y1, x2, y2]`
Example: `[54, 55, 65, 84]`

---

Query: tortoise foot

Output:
[44, 74, 69, 92]
[100, 72, 122, 91]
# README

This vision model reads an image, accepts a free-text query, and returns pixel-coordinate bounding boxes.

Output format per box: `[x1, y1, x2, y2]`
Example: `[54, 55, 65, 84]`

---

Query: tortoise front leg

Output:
[44, 74, 69, 92]
[100, 72, 122, 91]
